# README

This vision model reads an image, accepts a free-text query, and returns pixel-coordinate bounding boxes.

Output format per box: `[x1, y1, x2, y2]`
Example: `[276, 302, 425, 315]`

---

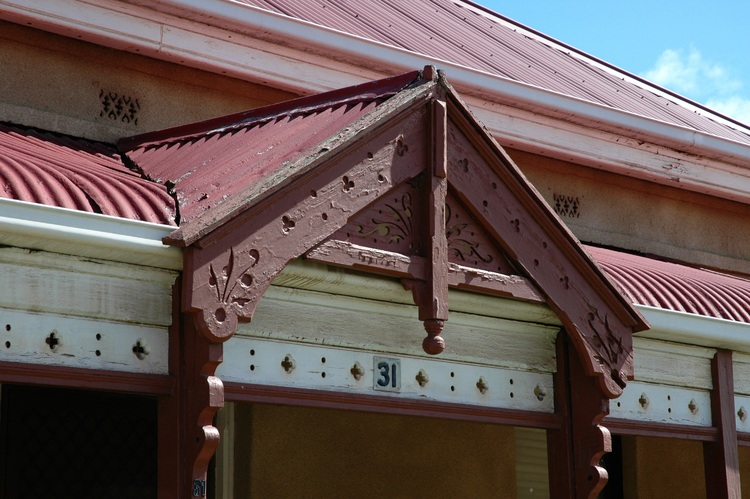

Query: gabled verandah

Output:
[121, 67, 647, 497]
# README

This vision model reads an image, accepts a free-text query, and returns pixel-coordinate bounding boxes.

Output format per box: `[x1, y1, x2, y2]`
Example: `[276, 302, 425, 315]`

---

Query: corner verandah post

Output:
[704, 349, 741, 498]
[158, 271, 225, 498]
[547, 331, 612, 499]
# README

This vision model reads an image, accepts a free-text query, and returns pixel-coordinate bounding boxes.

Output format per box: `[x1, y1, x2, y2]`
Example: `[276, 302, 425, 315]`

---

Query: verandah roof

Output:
[0, 71, 747, 329]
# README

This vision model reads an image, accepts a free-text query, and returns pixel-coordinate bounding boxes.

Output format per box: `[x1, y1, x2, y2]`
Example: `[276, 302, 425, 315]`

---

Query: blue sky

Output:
[476, 1, 750, 125]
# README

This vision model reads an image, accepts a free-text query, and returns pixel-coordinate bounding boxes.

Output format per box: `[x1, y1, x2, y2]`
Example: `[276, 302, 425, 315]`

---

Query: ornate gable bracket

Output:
[439, 81, 647, 398]
[173, 67, 645, 406]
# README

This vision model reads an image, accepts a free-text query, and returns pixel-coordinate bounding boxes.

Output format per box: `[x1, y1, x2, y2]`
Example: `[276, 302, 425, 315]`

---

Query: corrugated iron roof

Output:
[0, 123, 176, 225]
[1, 69, 748, 326]
[588, 245, 750, 323]
[234, 0, 750, 145]
[120, 70, 422, 226]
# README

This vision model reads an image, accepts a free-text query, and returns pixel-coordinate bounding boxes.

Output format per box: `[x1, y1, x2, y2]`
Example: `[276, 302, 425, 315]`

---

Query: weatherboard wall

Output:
[0, 245, 175, 376]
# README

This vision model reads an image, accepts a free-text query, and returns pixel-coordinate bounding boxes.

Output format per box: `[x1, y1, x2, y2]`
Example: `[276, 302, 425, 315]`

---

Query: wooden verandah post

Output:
[548, 332, 612, 499]
[704, 349, 741, 499]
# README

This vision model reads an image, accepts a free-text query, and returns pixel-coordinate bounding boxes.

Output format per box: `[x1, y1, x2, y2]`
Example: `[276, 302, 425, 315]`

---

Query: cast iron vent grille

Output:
[99, 90, 140, 125]
[553, 192, 581, 218]
[0, 385, 157, 498]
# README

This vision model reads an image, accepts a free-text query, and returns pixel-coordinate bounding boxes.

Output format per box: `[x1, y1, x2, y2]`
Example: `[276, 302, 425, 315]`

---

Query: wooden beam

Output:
[605, 418, 719, 442]
[224, 382, 561, 429]
[414, 97, 449, 354]
[704, 349, 741, 499]
[547, 332, 611, 498]
[305, 240, 544, 302]
[0, 361, 173, 395]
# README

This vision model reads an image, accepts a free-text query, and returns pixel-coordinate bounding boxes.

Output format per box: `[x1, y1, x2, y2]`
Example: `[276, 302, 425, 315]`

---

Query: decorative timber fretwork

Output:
[130, 66, 647, 491]
[163, 66, 646, 398]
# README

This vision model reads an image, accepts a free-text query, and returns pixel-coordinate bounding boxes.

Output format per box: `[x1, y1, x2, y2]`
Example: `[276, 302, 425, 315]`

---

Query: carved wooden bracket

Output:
[181, 319, 224, 496]
[443, 99, 644, 398]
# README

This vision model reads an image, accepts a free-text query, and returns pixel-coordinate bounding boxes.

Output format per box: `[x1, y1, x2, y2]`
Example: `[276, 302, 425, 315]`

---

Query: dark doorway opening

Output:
[0, 384, 157, 498]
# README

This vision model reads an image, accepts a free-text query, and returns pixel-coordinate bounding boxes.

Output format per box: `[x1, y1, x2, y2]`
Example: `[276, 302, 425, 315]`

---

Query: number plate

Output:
[373, 356, 401, 392]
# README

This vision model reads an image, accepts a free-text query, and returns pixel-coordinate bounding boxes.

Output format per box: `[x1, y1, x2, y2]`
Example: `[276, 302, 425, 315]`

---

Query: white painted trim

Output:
[0, 198, 182, 270]
[0, 306, 169, 374]
[610, 380, 712, 427]
[274, 260, 561, 326]
[636, 305, 750, 352]
[219, 336, 554, 413]
[2, 0, 750, 203]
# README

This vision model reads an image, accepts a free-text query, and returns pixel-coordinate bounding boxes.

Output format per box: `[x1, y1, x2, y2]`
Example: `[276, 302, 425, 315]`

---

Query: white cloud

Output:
[642, 48, 750, 125]
[706, 96, 750, 125]
[643, 48, 741, 99]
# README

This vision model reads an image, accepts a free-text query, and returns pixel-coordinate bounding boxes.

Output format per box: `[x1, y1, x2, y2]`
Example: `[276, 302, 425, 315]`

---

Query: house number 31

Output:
[373, 357, 401, 392]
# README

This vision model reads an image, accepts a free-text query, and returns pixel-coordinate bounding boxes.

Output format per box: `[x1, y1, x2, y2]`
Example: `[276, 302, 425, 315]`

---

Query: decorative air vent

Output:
[553, 193, 580, 218]
[99, 90, 140, 125]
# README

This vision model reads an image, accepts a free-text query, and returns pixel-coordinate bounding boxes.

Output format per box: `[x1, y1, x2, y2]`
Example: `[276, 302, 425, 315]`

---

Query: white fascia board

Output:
[636, 305, 750, 353]
[275, 260, 562, 327]
[0, 198, 182, 270]
[2, 0, 750, 202]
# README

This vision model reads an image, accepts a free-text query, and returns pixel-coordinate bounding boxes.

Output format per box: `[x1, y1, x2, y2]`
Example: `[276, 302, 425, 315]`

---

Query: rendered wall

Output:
[0, 21, 296, 142]
[508, 148, 750, 276]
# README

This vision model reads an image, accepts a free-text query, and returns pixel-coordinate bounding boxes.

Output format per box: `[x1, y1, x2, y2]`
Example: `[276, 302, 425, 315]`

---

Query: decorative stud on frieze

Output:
[534, 384, 546, 401]
[688, 399, 699, 415]
[638, 393, 649, 409]
[45, 331, 61, 351]
[416, 369, 429, 387]
[476, 376, 489, 394]
[738, 406, 748, 423]
[281, 354, 295, 374]
[132, 339, 149, 360]
[350, 361, 364, 380]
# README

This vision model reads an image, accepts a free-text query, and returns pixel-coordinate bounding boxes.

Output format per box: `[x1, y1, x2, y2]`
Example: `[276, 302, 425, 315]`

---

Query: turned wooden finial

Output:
[422, 318, 446, 354]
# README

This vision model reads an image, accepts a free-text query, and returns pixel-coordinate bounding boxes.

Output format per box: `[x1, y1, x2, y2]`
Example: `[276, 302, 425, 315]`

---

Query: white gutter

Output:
[136, 0, 750, 166]
[0, 198, 182, 270]
[636, 305, 750, 353]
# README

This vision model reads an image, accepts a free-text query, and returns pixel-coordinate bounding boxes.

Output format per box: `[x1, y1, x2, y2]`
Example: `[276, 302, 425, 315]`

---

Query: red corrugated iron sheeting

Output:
[237, 0, 750, 145]
[588, 246, 750, 323]
[0, 124, 176, 225]
[121, 70, 420, 225]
